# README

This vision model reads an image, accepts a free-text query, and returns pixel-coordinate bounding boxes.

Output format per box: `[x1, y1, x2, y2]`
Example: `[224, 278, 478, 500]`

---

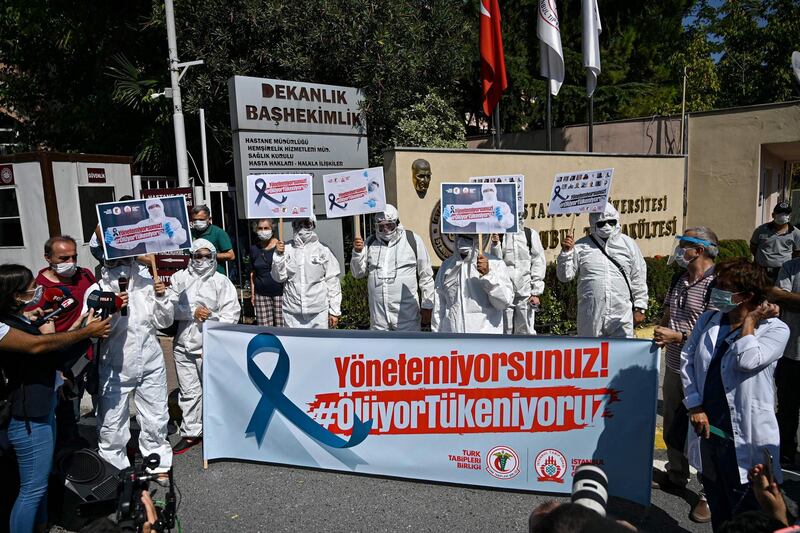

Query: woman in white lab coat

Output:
[680, 258, 789, 530]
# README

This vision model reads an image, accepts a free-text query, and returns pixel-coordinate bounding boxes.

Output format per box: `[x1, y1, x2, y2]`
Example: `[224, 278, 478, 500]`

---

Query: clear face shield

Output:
[666, 235, 713, 265]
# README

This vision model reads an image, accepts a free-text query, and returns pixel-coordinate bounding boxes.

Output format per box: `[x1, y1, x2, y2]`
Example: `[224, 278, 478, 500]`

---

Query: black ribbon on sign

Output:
[551, 185, 567, 201]
[328, 193, 347, 211]
[254, 178, 287, 206]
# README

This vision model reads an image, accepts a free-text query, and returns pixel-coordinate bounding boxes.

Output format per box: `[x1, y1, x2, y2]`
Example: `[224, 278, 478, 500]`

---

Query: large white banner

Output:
[203, 324, 659, 505]
[547, 168, 613, 215]
[322, 167, 386, 218]
[246, 174, 313, 219]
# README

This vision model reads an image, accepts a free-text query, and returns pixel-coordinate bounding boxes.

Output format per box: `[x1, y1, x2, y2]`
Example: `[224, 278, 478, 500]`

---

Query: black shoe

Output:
[172, 437, 202, 455]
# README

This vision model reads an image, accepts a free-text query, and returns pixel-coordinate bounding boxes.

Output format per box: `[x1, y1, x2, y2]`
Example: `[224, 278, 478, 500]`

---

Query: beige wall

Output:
[468, 116, 681, 155]
[384, 148, 686, 266]
[686, 103, 800, 240]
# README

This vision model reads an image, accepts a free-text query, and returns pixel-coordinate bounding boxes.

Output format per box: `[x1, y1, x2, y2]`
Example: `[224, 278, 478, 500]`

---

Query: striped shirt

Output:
[663, 268, 717, 372]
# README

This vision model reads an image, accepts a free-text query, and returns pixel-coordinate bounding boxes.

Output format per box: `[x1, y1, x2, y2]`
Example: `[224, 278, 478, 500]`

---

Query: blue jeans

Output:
[7, 412, 55, 532]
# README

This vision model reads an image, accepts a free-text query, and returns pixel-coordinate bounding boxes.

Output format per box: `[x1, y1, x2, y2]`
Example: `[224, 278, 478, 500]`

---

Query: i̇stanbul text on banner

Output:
[202, 323, 659, 505]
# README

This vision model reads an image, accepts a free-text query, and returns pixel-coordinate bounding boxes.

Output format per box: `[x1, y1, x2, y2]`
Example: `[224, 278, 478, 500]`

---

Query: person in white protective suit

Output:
[444, 183, 516, 234]
[104, 198, 187, 255]
[167, 239, 241, 454]
[556, 202, 648, 338]
[83, 256, 174, 473]
[490, 227, 547, 334]
[350, 205, 435, 331]
[432, 234, 514, 334]
[271, 215, 342, 329]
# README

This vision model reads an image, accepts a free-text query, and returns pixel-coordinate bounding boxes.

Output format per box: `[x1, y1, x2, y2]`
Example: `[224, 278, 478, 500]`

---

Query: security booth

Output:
[0, 151, 134, 272]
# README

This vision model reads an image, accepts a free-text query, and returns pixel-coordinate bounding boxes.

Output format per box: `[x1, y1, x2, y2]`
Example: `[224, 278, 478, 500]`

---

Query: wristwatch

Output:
[681, 331, 689, 342]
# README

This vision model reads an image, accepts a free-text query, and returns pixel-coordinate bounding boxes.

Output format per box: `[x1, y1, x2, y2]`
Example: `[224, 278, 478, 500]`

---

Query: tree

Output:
[391, 92, 467, 148]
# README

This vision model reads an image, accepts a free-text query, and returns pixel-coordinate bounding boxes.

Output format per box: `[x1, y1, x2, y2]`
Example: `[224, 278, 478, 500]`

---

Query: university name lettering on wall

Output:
[528, 194, 676, 250]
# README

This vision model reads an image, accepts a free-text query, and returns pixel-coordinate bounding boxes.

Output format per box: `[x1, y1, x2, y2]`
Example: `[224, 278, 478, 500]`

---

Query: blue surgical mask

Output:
[710, 288, 741, 313]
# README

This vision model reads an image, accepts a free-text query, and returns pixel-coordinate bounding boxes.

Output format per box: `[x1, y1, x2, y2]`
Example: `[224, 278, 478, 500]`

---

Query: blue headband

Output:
[676, 235, 715, 247]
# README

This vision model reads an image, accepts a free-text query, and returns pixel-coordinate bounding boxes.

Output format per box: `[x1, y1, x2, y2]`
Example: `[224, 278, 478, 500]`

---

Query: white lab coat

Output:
[350, 227, 435, 331]
[432, 247, 514, 334]
[680, 310, 789, 484]
[271, 233, 342, 328]
[556, 227, 648, 338]
[168, 261, 240, 437]
[84, 264, 174, 473]
[492, 230, 547, 334]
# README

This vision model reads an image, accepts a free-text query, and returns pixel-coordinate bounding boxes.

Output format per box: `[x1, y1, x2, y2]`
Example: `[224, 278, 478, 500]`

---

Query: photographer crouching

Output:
[0, 264, 111, 533]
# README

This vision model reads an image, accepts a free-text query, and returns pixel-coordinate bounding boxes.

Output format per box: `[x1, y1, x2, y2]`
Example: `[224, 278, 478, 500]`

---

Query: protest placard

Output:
[246, 173, 313, 219]
[140, 187, 194, 285]
[440, 182, 519, 234]
[547, 168, 614, 215]
[322, 167, 386, 218]
[470, 175, 525, 230]
[204, 324, 659, 505]
[97, 195, 191, 260]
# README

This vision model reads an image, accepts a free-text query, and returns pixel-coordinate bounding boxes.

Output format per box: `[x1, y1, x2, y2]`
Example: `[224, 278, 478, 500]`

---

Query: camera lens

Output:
[571, 464, 608, 517]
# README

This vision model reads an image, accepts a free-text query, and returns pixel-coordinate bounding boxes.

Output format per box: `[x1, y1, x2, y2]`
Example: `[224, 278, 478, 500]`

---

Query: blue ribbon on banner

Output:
[245, 333, 372, 448]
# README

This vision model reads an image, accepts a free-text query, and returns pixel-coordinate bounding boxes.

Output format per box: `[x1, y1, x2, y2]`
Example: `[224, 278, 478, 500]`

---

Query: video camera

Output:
[73, 453, 177, 532]
[116, 454, 177, 532]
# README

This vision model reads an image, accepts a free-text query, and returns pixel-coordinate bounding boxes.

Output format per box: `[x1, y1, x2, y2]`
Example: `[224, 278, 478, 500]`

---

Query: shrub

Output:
[716, 239, 751, 262]
[339, 273, 370, 330]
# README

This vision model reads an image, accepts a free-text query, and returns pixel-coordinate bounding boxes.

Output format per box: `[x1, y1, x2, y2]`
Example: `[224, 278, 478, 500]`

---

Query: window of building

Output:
[78, 186, 116, 242]
[0, 187, 23, 247]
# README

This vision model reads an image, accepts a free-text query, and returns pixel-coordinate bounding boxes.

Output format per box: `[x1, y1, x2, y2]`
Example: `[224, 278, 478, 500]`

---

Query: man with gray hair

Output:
[651, 226, 719, 524]
[190, 205, 235, 274]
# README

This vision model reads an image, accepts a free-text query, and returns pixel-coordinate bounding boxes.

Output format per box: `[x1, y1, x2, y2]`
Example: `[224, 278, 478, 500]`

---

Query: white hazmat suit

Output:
[350, 206, 435, 331]
[432, 236, 514, 334]
[556, 203, 648, 338]
[491, 229, 547, 334]
[168, 239, 241, 438]
[84, 259, 174, 473]
[271, 218, 342, 328]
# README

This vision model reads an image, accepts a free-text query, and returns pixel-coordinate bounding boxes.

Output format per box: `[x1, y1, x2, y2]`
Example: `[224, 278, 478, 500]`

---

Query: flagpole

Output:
[546, 87, 552, 151]
[493, 103, 501, 149]
[588, 94, 594, 152]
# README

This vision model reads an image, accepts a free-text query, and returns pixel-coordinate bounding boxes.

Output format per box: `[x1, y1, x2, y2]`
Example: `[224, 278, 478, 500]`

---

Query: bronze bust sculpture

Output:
[412, 159, 432, 197]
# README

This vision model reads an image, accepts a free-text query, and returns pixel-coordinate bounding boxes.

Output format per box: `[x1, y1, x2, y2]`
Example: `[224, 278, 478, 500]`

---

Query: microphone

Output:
[32, 297, 77, 327]
[118, 276, 128, 316]
[86, 290, 123, 320]
[42, 287, 66, 310]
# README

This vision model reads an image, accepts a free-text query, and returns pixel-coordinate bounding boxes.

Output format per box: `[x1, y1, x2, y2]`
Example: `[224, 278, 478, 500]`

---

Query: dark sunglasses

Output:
[596, 219, 617, 228]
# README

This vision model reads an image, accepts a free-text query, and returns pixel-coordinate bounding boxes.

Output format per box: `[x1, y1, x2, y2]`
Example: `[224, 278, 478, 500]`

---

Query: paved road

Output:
[69, 335, 797, 533]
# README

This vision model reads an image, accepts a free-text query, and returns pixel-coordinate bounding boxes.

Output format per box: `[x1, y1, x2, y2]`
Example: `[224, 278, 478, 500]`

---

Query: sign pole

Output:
[149, 255, 159, 283]
[478, 233, 484, 256]
[354, 215, 361, 239]
[279, 218, 283, 242]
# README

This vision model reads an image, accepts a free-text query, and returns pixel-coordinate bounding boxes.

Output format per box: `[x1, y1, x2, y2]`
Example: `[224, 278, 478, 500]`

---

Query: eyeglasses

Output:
[295, 221, 314, 229]
[377, 222, 397, 232]
[191, 252, 214, 260]
[596, 219, 617, 228]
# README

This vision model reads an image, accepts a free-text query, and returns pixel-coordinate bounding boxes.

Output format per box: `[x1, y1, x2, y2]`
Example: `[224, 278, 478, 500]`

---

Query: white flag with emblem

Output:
[582, 0, 602, 97]
[537, 0, 565, 96]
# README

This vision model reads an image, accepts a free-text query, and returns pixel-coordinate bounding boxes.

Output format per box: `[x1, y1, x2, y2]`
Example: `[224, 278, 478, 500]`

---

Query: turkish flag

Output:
[480, 0, 508, 117]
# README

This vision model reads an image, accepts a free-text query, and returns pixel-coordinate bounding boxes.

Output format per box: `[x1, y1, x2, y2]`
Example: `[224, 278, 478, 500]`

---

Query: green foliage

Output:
[391, 92, 467, 149]
[644, 257, 682, 324]
[716, 239, 752, 262]
[339, 273, 370, 330]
